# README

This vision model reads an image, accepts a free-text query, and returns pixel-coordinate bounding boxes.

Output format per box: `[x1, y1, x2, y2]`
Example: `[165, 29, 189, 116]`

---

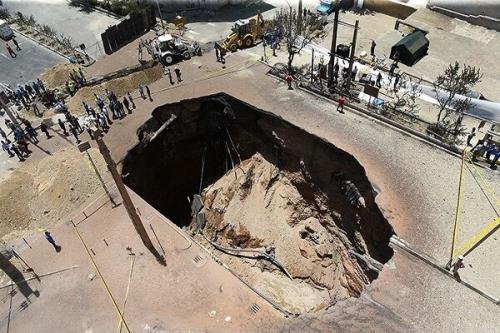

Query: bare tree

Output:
[433, 62, 482, 136]
[272, 7, 320, 74]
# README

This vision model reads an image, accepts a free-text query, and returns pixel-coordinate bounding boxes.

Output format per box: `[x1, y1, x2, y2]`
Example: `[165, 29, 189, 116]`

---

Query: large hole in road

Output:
[121, 93, 394, 314]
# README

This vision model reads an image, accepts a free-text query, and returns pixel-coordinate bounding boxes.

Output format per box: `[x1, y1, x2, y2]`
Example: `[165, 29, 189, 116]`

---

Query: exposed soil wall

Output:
[122, 93, 394, 313]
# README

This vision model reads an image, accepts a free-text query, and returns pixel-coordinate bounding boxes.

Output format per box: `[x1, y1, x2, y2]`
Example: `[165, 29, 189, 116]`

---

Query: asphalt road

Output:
[0, 33, 66, 88]
[2, 0, 118, 59]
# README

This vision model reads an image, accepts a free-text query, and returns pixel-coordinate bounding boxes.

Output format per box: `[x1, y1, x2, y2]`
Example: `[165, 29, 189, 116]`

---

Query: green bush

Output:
[0, 7, 10, 20]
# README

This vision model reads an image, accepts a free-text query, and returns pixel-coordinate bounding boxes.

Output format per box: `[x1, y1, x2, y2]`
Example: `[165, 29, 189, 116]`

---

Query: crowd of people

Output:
[471, 137, 500, 169]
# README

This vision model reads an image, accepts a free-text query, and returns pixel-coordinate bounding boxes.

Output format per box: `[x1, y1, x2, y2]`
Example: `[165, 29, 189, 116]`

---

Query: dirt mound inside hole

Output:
[121, 93, 394, 314]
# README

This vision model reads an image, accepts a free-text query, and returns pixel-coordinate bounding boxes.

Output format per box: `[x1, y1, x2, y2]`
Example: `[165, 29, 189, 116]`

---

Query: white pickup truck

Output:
[0, 19, 14, 40]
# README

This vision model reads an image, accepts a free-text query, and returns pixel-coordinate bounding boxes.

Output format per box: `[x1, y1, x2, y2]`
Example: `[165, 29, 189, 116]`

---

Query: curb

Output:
[267, 71, 464, 157]
[390, 236, 500, 305]
[13, 28, 71, 61]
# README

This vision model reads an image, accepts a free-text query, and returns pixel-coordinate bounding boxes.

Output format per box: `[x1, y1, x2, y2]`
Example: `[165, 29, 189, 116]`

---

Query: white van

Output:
[0, 19, 14, 40]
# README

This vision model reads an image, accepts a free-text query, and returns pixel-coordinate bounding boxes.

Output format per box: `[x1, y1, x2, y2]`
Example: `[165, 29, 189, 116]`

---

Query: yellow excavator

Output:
[221, 11, 267, 52]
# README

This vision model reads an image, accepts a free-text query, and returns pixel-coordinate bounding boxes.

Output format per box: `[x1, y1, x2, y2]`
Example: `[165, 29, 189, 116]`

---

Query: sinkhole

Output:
[121, 93, 394, 314]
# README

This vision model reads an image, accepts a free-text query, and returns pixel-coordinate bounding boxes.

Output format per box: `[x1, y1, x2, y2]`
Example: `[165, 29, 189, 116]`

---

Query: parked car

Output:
[0, 19, 14, 40]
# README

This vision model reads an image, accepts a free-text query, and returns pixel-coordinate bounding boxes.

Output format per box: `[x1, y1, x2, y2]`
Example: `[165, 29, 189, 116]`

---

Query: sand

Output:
[0, 147, 108, 241]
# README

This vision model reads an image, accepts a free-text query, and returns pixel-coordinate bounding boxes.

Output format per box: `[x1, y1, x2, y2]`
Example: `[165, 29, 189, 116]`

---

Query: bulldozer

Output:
[221, 12, 268, 52]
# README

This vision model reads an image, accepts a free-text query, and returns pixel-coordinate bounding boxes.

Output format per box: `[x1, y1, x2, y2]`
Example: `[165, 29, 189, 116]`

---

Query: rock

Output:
[70, 185, 75, 191]
[88, 273, 96, 281]
[298, 239, 316, 259]
[315, 244, 333, 258]
[208, 310, 217, 318]
[303, 217, 323, 234]
[43, 210, 50, 215]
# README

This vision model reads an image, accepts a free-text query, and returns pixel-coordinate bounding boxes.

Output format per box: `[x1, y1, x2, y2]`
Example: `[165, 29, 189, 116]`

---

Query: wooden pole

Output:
[327, 7, 340, 88]
[84, 149, 118, 207]
[346, 20, 359, 92]
[310, 48, 315, 84]
[94, 133, 166, 266]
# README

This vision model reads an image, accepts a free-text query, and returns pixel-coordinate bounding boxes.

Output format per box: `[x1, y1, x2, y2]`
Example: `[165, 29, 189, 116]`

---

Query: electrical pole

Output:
[78, 141, 118, 207]
[297, 0, 303, 35]
[346, 20, 359, 92]
[327, 6, 340, 88]
[155, 0, 165, 30]
[310, 48, 315, 84]
[93, 132, 166, 266]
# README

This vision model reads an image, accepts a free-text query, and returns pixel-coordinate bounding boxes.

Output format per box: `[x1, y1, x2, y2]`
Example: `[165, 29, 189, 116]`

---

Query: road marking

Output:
[188, 30, 200, 35]
[207, 22, 216, 27]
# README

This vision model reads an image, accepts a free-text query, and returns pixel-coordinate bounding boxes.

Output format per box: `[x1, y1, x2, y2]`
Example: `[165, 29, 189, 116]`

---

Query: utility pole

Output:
[310, 48, 315, 84]
[297, 0, 303, 35]
[345, 20, 359, 92]
[155, 0, 165, 30]
[93, 132, 166, 266]
[78, 141, 118, 207]
[327, 6, 340, 88]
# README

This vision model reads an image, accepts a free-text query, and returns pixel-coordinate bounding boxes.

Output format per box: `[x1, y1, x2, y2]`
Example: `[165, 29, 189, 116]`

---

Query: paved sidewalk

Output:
[1, 186, 282, 332]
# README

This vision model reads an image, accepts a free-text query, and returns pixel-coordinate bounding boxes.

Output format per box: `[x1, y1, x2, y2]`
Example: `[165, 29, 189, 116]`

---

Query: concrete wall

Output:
[158, 0, 254, 12]
[428, 0, 500, 31]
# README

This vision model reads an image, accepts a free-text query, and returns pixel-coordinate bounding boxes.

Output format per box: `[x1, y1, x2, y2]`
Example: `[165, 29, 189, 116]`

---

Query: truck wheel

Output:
[243, 37, 253, 48]
[182, 51, 191, 60]
[229, 44, 238, 52]
[163, 55, 174, 65]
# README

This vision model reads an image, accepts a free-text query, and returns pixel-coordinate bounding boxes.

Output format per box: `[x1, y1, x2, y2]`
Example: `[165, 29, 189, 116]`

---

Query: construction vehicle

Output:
[157, 34, 202, 65]
[221, 11, 268, 52]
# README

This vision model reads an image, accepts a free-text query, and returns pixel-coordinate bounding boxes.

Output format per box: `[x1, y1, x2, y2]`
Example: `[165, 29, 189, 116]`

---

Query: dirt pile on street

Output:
[39, 63, 80, 89]
[0, 147, 107, 241]
[67, 65, 163, 113]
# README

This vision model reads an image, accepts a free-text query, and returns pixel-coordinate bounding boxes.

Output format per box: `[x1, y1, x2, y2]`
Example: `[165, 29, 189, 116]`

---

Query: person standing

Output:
[466, 127, 476, 147]
[285, 73, 293, 90]
[10, 143, 24, 161]
[370, 40, 376, 57]
[138, 84, 145, 99]
[127, 92, 135, 109]
[490, 150, 500, 169]
[451, 255, 465, 280]
[1, 141, 14, 157]
[5, 43, 16, 58]
[44, 231, 60, 252]
[31, 98, 41, 116]
[393, 74, 400, 91]
[12, 37, 21, 51]
[376, 72, 383, 88]
[40, 122, 51, 139]
[69, 124, 80, 144]
[219, 47, 226, 64]
[145, 85, 152, 101]
[337, 95, 345, 113]
[25, 125, 39, 144]
[36, 78, 45, 92]
[165, 68, 174, 85]
[215, 44, 220, 62]
[58, 119, 68, 136]
[122, 96, 130, 113]
[174, 66, 182, 82]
